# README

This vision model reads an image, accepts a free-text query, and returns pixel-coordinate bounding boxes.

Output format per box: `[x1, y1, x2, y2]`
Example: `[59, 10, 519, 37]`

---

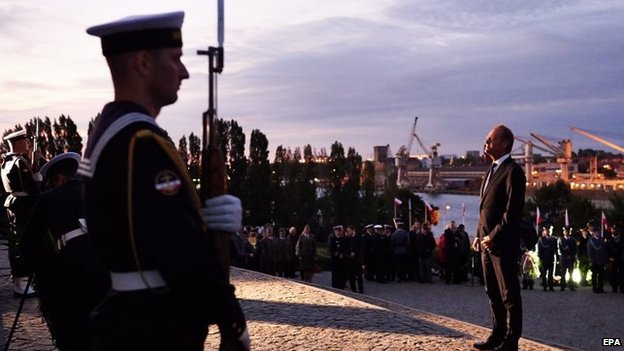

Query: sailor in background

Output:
[82, 11, 249, 350]
[1, 130, 39, 297]
[23, 152, 109, 351]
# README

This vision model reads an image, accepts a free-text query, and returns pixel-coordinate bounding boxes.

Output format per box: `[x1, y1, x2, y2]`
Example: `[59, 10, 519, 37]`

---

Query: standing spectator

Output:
[587, 224, 607, 293]
[407, 221, 421, 282]
[345, 225, 364, 293]
[329, 225, 347, 289]
[361, 224, 377, 281]
[558, 227, 577, 291]
[242, 231, 261, 271]
[415, 221, 436, 283]
[374, 224, 389, 283]
[286, 226, 299, 278]
[606, 224, 624, 293]
[537, 227, 558, 291]
[259, 224, 276, 275]
[296, 224, 317, 282]
[390, 220, 410, 282]
[275, 228, 292, 277]
[443, 221, 461, 284]
[456, 224, 471, 283]
[577, 227, 591, 286]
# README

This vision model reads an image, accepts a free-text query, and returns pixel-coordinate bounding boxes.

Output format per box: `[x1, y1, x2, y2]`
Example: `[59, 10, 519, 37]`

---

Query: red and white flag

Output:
[424, 201, 433, 212]
[564, 208, 569, 227]
[394, 197, 403, 206]
[601, 211, 609, 230]
[536, 206, 542, 228]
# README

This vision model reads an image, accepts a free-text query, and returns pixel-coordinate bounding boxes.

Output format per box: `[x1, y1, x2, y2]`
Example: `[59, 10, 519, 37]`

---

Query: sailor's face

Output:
[148, 47, 189, 107]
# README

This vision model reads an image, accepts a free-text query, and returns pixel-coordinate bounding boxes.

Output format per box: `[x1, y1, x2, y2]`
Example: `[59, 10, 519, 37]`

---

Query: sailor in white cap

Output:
[1, 129, 39, 297]
[22, 152, 109, 350]
[81, 12, 248, 350]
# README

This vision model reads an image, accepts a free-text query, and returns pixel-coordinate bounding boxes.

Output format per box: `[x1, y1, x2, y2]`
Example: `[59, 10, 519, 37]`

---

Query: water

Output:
[415, 192, 480, 238]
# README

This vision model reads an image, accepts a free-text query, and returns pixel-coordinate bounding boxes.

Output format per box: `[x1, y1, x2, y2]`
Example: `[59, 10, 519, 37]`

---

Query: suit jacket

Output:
[478, 157, 526, 257]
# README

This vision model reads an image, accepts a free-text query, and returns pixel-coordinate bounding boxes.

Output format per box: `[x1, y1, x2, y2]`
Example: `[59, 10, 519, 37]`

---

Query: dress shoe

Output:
[473, 339, 501, 350]
[492, 341, 518, 351]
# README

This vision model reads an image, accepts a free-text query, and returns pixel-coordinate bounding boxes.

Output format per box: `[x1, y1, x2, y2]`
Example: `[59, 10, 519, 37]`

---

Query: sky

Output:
[0, 0, 623, 160]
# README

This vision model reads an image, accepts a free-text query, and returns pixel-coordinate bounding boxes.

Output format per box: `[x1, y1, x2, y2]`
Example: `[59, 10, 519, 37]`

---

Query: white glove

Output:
[202, 195, 242, 233]
[238, 327, 250, 350]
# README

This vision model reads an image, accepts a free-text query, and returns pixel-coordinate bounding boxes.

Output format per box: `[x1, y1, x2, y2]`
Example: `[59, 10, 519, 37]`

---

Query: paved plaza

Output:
[2, 243, 621, 350]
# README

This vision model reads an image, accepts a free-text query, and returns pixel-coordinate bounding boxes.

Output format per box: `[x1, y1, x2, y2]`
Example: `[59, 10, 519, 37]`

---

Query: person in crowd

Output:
[537, 227, 558, 291]
[361, 224, 377, 281]
[259, 224, 276, 275]
[407, 221, 421, 282]
[296, 224, 317, 282]
[345, 225, 364, 293]
[558, 227, 577, 291]
[443, 221, 461, 284]
[587, 224, 607, 293]
[375, 224, 391, 283]
[286, 226, 299, 278]
[606, 224, 624, 293]
[329, 225, 347, 289]
[456, 223, 471, 283]
[242, 231, 261, 272]
[275, 227, 292, 277]
[390, 220, 410, 283]
[577, 227, 591, 286]
[415, 221, 436, 283]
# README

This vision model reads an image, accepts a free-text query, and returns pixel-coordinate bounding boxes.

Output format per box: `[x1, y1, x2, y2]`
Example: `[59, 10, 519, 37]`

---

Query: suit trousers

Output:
[482, 250, 522, 343]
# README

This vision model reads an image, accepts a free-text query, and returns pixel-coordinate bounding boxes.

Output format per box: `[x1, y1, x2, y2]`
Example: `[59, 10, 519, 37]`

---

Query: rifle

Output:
[198, 0, 230, 279]
[31, 118, 39, 171]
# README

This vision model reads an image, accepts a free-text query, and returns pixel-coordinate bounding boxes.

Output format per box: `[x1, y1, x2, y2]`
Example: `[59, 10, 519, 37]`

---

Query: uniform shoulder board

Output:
[78, 112, 157, 178]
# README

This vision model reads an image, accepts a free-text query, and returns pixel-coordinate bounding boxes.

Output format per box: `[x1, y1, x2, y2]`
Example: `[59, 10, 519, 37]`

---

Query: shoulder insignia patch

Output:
[154, 170, 182, 196]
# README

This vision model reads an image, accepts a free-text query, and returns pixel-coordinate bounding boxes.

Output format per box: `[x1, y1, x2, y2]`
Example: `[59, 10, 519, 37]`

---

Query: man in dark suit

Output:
[473, 125, 526, 351]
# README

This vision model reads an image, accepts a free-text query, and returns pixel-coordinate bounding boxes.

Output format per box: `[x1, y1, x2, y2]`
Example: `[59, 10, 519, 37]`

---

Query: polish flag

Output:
[564, 208, 569, 227]
[536, 206, 542, 228]
[394, 197, 403, 206]
[424, 201, 433, 212]
[601, 211, 609, 230]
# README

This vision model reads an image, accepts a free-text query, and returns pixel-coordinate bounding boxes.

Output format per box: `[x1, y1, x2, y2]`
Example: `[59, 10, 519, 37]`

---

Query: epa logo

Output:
[602, 338, 622, 346]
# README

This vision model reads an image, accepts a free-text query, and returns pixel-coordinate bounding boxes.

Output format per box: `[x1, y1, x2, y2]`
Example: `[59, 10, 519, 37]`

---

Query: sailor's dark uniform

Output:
[23, 176, 109, 350]
[1, 152, 39, 280]
[80, 101, 245, 350]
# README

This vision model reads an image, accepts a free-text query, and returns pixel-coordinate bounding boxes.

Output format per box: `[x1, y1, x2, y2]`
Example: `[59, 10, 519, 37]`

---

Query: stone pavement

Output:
[0, 242, 584, 350]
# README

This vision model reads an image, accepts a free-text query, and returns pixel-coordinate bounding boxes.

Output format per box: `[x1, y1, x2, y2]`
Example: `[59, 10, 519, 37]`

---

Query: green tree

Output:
[245, 129, 271, 225]
[228, 120, 247, 199]
[177, 135, 189, 166]
[188, 132, 201, 180]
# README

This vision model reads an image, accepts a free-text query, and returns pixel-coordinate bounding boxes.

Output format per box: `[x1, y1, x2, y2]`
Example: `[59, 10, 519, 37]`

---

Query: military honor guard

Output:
[22, 152, 109, 350]
[1, 129, 39, 296]
[81, 11, 249, 350]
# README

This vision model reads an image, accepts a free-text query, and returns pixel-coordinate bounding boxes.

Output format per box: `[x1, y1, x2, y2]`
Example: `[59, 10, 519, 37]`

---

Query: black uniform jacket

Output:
[79, 101, 243, 331]
[478, 157, 526, 257]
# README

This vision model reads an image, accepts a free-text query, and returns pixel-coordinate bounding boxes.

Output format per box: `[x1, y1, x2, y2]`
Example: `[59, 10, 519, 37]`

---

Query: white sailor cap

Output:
[40, 152, 81, 178]
[373, 224, 383, 229]
[87, 11, 185, 57]
[364, 224, 374, 229]
[332, 225, 343, 230]
[3, 130, 27, 142]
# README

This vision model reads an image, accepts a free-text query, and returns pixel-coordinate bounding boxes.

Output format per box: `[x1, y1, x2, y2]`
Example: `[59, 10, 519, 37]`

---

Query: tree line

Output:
[3, 116, 621, 239]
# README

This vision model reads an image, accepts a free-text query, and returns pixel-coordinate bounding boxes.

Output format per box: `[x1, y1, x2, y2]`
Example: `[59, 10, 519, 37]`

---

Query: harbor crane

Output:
[569, 126, 624, 154]
[395, 116, 441, 189]
[529, 132, 573, 182]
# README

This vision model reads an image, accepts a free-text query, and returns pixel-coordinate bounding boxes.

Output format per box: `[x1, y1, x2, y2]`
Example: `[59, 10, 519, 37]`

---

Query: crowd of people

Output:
[229, 217, 624, 298]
